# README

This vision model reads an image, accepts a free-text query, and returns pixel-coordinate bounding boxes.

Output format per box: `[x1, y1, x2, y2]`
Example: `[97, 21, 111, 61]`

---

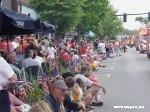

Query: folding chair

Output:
[25, 65, 40, 82]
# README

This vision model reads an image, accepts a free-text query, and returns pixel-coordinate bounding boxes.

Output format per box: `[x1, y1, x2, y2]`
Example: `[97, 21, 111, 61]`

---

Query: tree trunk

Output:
[56, 33, 62, 54]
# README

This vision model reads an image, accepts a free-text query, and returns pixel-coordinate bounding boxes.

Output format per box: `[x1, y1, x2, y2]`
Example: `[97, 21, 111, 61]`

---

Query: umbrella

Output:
[0, 9, 42, 54]
[84, 31, 95, 37]
[0, 9, 35, 35]
[31, 21, 56, 34]
[42, 22, 55, 33]
[88, 31, 95, 37]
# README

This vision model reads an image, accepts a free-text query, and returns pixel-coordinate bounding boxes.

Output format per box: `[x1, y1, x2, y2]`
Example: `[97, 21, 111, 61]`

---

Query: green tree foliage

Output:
[80, 0, 123, 39]
[80, 0, 109, 36]
[118, 29, 134, 36]
[29, 0, 84, 35]
[135, 17, 148, 25]
[29, 0, 123, 40]
[102, 5, 123, 39]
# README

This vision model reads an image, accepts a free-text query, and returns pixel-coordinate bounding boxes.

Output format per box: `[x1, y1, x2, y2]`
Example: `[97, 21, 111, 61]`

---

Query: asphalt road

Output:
[93, 47, 150, 112]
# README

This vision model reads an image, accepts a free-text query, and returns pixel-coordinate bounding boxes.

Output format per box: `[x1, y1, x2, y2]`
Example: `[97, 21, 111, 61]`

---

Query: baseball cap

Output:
[53, 80, 69, 90]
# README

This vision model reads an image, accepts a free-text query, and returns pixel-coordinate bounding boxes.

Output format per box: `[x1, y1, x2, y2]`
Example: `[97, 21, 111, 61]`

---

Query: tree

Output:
[29, 0, 123, 41]
[29, 0, 84, 38]
[135, 17, 148, 25]
[118, 29, 135, 36]
[102, 5, 123, 39]
[79, 0, 123, 39]
[80, 0, 109, 36]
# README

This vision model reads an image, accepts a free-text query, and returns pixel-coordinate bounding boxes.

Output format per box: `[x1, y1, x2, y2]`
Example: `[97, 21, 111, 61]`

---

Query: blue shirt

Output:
[9, 63, 21, 75]
[45, 93, 60, 112]
[22, 57, 39, 69]
[9, 63, 21, 79]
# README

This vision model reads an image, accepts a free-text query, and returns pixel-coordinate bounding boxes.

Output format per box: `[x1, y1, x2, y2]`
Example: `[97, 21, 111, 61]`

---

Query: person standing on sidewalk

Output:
[98, 40, 106, 59]
[115, 40, 121, 56]
[122, 41, 127, 53]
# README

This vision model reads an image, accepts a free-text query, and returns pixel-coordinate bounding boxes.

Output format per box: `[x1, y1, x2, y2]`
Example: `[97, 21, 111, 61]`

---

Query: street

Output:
[94, 47, 150, 112]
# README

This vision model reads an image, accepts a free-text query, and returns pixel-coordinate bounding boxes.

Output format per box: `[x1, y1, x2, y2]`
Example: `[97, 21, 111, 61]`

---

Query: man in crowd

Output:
[0, 50, 17, 112]
[93, 40, 99, 51]
[12, 36, 21, 50]
[74, 65, 106, 106]
[22, 50, 39, 69]
[7, 52, 21, 79]
[45, 80, 69, 112]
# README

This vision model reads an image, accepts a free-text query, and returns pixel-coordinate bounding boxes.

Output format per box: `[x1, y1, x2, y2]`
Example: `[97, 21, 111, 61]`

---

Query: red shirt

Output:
[23, 43, 28, 53]
[70, 43, 75, 48]
[1, 41, 13, 54]
[80, 47, 86, 55]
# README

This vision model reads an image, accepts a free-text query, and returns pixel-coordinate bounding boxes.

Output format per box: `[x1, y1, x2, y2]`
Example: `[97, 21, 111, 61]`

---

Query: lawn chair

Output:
[25, 65, 40, 82]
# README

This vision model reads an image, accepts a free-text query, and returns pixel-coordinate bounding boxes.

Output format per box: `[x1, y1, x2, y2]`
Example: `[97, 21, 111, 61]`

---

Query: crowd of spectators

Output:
[0, 34, 124, 112]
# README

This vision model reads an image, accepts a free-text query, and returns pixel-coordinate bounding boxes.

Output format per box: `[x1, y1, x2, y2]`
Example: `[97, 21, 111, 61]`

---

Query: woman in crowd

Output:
[72, 78, 93, 110]
[47, 43, 57, 62]
[33, 50, 43, 67]
[64, 77, 86, 112]
[26, 38, 40, 55]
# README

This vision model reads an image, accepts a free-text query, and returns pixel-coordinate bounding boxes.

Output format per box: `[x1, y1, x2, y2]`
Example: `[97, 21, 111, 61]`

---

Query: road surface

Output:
[94, 47, 150, 112]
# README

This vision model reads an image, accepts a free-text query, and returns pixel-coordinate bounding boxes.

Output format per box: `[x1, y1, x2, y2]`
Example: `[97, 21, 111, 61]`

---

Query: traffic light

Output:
[148, 12, 150, 21]
[123, 13, 127, 22]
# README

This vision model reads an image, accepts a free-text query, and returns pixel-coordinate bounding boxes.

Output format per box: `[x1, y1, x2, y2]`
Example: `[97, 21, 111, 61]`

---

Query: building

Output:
[0, 0, 37, 19]
[17, 0, 38, 19]
[0, 0, 14, 10]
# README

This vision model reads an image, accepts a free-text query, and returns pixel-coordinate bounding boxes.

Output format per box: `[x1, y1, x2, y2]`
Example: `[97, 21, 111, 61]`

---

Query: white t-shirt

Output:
[74, 74, 93, 88]
[73, 55, 79, 60]
[0, 57, 14, 90]
[12, 41, 19, 50]
[71, 83, 83, 101]
[47, 47, 57, 59]
[99, 43, 106, 53]
[75, 84, 83, 101]
[41, 45, 46, 53]
[34, 56, 43, 67]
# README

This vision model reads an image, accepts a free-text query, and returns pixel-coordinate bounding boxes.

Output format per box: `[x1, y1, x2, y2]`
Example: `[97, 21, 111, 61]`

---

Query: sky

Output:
[110, 0, 150, 30]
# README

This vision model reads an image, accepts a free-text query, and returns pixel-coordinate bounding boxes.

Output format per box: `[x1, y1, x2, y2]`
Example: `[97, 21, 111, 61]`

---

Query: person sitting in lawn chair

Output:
[22, 50, 47, 82]
[6, 52, 22, 79]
